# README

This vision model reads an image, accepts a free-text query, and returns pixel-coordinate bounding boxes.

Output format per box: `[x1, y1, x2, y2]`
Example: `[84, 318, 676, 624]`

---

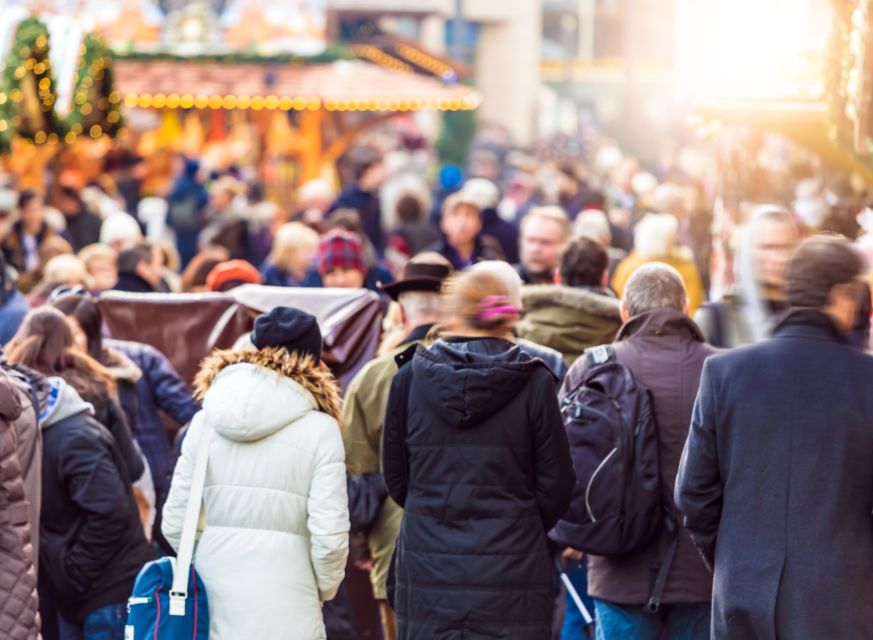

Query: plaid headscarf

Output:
[318, 230, 364, 276]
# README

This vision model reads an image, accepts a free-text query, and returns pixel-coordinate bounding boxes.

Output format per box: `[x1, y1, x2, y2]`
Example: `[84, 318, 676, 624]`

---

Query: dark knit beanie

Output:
[250, 307, 322, 361]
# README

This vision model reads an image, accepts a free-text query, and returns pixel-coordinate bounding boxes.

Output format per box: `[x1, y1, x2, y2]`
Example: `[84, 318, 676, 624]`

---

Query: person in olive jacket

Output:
[383, 268, 575, 640]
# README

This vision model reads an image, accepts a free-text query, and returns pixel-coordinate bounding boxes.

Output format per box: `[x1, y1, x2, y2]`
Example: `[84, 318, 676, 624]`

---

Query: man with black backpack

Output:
[553, 262, 715, 639]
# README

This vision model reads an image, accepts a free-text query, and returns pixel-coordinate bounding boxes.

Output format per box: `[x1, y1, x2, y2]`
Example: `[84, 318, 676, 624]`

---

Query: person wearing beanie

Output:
[206, 259, 262, 292]
[317, 229, 366, 289]
[163, 306, 349, 640]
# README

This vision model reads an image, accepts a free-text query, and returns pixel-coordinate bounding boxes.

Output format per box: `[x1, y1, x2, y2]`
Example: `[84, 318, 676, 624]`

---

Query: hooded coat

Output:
[162, 347, 349, 640]
[518, 285, 623, 365]
[383, 338, 575, 640]
[0, 360, 42, 568]
[675, 310, 873, 639]
[0, 368, 39, 640]
[39, 377, 154, 625]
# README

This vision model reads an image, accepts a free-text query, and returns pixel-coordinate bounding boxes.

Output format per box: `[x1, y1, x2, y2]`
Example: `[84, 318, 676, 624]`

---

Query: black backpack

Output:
[551, 345, 678, 611]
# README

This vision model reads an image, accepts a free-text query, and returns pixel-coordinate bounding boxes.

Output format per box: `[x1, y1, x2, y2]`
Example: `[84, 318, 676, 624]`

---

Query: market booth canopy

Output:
[114, 59, 481, 112]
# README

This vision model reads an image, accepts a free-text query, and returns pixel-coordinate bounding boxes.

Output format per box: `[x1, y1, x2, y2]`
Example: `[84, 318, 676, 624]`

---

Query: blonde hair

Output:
[634, 213, 678, 259]
[43, 254, 90, 285]
[269, 222, 320, 271]
[79, 243, 117, 268]
[440, 269, 519, 336]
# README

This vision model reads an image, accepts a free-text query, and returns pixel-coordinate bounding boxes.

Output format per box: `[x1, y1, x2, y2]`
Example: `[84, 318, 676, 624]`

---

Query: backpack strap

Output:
[584, 344, 616, 368]
[169, 416, 211, 616]
[645, 531, 679, 613]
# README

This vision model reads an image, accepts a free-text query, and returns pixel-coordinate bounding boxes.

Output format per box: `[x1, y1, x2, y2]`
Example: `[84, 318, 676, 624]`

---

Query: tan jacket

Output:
[0, 369, 39, 639]
[342, 329, 430, 600]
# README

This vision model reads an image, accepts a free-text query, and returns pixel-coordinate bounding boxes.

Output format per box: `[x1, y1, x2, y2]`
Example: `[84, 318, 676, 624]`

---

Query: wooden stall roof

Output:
[115, 59, 481, 112]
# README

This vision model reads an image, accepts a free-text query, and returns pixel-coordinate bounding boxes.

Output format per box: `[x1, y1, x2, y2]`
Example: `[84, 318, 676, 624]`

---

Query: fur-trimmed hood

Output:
[195, 347, 342, 442]
[521, 284, 621, 319]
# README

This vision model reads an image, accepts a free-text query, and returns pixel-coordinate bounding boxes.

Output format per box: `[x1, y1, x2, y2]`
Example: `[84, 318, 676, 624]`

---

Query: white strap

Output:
[169, 416, 211, 616]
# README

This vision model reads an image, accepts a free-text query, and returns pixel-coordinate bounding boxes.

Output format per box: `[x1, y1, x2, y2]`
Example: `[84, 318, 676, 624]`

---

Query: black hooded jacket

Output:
[383, 338, 575, 640]
[39, 381, 154, 624]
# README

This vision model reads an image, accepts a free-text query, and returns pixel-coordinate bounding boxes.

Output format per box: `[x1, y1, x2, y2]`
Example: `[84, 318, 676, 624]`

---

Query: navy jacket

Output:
[383, 338, 575, 640]
[105, 339, 199, 499]
[676, 310, 873, 639]
[330, 185, 384, 253]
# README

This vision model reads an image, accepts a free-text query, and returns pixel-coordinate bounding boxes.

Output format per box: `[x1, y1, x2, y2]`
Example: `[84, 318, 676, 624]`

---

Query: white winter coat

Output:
[162, 347, 350, 640]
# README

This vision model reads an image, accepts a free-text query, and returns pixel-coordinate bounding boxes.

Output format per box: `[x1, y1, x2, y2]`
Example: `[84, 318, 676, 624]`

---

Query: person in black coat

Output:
[329, 154, 386, 253]
[383, 269, 575, 640]
[39, 377, 155, 637]
[676, 235, 873, 640]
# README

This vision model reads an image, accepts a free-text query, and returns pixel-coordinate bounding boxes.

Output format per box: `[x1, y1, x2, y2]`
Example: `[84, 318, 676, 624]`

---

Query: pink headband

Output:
[477, 295, 520, 321]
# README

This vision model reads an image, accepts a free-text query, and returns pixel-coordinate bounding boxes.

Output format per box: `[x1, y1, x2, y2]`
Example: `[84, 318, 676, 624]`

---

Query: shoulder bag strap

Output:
[169, 418, 211, 616]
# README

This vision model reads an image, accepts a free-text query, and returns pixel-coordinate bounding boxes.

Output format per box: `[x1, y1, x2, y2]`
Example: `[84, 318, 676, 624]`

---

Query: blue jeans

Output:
[560, 561, 596, 640]
[594, 599, 710, 640]
[58, 602, 127, 640]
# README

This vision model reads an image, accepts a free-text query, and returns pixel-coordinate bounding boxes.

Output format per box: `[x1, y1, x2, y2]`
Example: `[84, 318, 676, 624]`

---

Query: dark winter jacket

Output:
[330, 185, 384, 252]
[481, 207, 519, 264]
[39, 378, 155, 625]
[426, 234, 504, 271]
[675, 309, 873, 640]
[560, 308, 716, 605]
[383, 338, 575, 640]
[259, 262, 321, 288]
[0, 369, 39, 640]
[63, 210, 103, 253]
[64, 374, 144, 484]
[112, 272, 158, 294]
[105, 339, 199, 499]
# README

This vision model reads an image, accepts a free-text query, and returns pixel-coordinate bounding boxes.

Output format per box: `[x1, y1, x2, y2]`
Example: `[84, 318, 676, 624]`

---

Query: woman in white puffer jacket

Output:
[162, 307, 349, 640]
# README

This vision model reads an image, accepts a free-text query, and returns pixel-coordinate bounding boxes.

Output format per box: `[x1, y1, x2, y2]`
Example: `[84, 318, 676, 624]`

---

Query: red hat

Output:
[318, 230, 364, 276]
[206, 259, 261, 292]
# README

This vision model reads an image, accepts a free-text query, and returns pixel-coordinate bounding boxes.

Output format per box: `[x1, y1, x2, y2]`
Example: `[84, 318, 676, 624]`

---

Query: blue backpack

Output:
[126, 417, 212, 639]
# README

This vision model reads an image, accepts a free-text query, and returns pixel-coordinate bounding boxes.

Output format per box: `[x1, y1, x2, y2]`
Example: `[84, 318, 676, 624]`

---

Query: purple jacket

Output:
[561, 308, 716, 605]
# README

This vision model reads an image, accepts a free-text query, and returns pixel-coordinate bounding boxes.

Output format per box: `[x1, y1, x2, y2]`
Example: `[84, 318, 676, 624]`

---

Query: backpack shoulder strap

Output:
[169, 416, 211, 616]
[584, 344, 617, 369]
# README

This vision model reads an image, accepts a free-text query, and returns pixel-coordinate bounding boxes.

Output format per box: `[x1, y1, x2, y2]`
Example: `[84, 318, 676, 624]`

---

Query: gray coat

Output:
[676, 309, 873, 640]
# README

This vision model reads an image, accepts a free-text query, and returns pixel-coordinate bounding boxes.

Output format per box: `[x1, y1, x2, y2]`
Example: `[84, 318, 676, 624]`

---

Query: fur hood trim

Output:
[195, 347, 343, 425]
[522, 284, 621, 319]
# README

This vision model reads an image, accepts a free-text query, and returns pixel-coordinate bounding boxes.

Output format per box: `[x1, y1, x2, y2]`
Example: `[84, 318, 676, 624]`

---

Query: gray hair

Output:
[623, 262, 687, 317]
[397, 290, 442, 320]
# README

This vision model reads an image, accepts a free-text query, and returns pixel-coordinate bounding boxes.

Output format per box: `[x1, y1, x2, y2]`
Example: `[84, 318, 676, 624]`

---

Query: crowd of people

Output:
[0, 137, 872, 640]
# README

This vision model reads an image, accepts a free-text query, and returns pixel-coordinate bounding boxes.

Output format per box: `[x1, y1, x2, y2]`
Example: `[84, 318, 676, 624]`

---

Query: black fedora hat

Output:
[378, 261, 453, 301]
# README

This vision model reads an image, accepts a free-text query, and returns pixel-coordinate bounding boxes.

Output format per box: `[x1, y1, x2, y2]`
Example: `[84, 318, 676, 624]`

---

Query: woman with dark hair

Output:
[52, 294, 200, 528]
[5, 307, 143, 483]
[382, 269, 576, 640]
